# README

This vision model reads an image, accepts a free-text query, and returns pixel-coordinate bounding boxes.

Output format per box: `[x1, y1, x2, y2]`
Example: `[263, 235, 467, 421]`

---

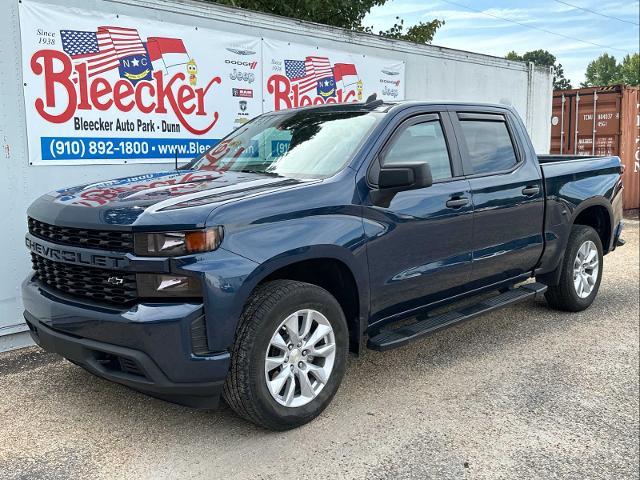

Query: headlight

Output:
[137, 273, 202, 298]
[134, 227, 223, 256]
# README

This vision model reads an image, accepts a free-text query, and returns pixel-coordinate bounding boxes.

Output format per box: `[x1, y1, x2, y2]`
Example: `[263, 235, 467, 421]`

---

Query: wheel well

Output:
[260, 259, 361, 353]
[574, 205, 612, 252]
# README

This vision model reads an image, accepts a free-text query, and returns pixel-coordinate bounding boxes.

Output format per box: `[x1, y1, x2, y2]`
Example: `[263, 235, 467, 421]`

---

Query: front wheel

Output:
[544, 225, 603, 312]
[223, 280, 348, 430]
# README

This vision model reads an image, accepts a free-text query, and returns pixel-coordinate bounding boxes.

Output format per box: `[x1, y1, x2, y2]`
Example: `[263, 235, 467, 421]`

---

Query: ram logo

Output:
[107, 276, 125, 286]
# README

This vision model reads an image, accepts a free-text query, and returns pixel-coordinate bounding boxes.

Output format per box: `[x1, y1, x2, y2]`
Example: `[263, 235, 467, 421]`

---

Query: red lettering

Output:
[30, 49, 222, 135]
[153, 70, 168, 114]
[266, 74, 358, 110]
[341, 89, 356, 103]
[113, 79, 134, 112]
[156, 72, 219, 134]
[267, 74, 292, 110]
[90, 78, 113, 111]
[30, 49, 76, 123]
[76, 63, 91, 110]
[195, 77, 220, 116]
[177, 85, 196, 115]
[135, 81, 155, 114]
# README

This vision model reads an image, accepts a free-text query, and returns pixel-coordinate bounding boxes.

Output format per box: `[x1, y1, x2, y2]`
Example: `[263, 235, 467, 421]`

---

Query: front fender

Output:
[178, 243, 369, 353]
[240, 244, 369, 350]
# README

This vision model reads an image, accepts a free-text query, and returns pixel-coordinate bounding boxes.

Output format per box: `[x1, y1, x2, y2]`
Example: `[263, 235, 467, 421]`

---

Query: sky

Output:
[363, 0, 639, 86]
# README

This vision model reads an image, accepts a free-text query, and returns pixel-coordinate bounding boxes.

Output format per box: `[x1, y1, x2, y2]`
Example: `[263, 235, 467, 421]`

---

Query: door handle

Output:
[446, 197, 469, 208]
[522, 185, 540, 196]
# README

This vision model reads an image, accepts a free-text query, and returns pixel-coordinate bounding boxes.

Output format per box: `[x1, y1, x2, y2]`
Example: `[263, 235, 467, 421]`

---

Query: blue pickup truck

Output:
[22, 99, 624, 430]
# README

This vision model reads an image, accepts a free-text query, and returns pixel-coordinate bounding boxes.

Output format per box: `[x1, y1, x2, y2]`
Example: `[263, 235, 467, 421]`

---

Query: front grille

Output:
[28, 217, 133, 252]
[31, 253, 137, 305]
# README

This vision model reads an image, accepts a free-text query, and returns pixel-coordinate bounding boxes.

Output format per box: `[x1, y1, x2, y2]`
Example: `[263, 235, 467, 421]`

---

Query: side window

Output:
[459, 119, 518, 174]
[382, 120, 452, 181]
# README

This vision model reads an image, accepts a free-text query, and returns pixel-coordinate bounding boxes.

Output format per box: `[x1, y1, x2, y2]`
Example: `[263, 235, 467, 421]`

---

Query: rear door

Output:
[363, 112, 474, 323]
[450, 109, 544, 286]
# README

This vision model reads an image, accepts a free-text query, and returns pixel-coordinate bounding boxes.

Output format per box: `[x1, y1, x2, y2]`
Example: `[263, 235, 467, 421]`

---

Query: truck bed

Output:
[539, 155, 622, 194]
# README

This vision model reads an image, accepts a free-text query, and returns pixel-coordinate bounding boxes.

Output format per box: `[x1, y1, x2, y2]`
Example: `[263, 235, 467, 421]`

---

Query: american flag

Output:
[284, 56, 334, 95]
[60, 26, 147, 77]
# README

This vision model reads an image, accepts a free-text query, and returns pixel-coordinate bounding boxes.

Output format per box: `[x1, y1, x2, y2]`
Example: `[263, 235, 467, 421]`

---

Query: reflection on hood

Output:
[53, 171, 222, 207]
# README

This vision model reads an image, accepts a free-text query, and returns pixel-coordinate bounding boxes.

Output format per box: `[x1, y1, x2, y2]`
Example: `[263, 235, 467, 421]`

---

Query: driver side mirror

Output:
[378, 162, 433, 191]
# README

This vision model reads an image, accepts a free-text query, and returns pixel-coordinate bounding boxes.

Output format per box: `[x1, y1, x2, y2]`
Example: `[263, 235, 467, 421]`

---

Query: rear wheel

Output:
[223, 280, 348, 430]
[544, 225, 603, 312]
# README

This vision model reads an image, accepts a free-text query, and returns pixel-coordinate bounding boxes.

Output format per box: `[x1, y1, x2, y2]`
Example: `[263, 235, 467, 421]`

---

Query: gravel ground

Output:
[1, 220, 638, 480]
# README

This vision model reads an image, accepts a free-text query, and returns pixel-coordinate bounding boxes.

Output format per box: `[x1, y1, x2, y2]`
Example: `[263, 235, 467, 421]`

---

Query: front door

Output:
[362, 113, 474, 324]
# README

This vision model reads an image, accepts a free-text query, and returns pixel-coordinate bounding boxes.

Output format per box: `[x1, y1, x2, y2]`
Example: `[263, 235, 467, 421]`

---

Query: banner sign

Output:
[19, 1, 261, 165]
[18, 1, 405, 165]
[263, 39, 405, 112]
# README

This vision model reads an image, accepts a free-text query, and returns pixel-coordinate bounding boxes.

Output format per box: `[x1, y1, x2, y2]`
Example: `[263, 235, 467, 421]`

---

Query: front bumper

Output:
[22, 277, 230, 408]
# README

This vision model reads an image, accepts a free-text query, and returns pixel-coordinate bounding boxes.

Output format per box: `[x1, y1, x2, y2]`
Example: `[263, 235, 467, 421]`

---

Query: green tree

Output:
[552, 63, 572, 90]
[582, 53, 622, 87]
[505, 51, 521, 61]
[619, 53, 639, 86]
[212, 0, 443, 44]
[362, 16, 444, 44]
[505, 49, 572, 90]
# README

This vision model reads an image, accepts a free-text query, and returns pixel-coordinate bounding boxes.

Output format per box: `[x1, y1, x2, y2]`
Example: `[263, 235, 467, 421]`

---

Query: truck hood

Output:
[28, 169, 307, 229]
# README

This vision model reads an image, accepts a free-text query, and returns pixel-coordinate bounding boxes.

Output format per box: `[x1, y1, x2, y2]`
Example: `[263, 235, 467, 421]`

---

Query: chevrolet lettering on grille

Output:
[25, 236, 126, 269]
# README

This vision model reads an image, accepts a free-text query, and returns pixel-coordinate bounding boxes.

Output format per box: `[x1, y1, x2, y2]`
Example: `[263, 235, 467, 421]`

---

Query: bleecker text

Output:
[267, 74, 357, 110]
[30, 49, 222, 135]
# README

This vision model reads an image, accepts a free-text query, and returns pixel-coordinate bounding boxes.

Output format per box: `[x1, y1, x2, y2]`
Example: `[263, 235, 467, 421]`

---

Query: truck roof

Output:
[270, 100, 516, 115]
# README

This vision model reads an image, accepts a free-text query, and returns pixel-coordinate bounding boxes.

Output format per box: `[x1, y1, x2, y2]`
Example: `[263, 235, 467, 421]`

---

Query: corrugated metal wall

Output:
[550, 85, 639, 210]
[0, 0, 552, 347]
[620, 88, 639, 210]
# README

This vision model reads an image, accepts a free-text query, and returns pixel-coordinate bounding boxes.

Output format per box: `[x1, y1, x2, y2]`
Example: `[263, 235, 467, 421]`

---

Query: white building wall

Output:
[0, 0, 552, 348]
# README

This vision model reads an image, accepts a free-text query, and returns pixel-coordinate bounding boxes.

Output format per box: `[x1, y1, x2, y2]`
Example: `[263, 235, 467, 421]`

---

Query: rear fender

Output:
[536, 195, 615, 284]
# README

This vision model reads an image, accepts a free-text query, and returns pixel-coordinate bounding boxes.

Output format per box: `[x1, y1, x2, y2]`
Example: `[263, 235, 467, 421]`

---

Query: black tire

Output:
[544, 225, 603, 312]
[223, 280, 348, 430]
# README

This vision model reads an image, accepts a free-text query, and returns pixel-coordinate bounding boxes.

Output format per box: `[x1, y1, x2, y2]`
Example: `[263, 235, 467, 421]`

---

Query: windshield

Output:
[188, 110, 382, 178]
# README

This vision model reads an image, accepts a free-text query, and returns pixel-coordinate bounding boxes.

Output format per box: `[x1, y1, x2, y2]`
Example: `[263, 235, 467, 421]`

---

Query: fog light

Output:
[137, 273, 202, 298]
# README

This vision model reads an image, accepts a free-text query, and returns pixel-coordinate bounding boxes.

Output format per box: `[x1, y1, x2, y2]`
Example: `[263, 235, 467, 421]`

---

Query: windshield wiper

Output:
[238, 169, 281, 177]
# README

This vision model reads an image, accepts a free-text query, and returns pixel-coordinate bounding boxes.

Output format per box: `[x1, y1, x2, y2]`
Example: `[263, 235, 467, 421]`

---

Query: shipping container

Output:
[0, 0, 552, 350]
[550, 85, 639, 210]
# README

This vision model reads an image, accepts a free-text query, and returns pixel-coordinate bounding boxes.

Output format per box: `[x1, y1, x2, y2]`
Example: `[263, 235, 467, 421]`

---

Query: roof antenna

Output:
[364, 92, 384, 109]
[365, 93, 377, 104]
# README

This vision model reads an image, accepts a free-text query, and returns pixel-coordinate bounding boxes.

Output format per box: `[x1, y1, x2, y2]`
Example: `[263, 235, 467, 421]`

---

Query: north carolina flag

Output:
[146, 37, 189, 74]
[333, 63, 359, 87]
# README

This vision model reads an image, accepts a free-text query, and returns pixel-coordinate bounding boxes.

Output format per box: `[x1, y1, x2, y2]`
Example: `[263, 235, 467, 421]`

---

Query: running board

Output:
[367, 282, 548, 352]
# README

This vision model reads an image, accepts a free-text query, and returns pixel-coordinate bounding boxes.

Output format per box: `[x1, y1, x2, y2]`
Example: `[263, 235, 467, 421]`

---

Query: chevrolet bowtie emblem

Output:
[107, 276, 125, 285]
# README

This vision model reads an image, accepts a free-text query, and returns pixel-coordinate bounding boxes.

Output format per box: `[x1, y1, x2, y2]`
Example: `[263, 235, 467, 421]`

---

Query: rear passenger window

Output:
[382, 120, 452, 181]
[459, 119, 518, 175]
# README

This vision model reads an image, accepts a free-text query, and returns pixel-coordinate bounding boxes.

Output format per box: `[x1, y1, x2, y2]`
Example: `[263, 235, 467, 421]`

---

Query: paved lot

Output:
[1, 220, 638, 480]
